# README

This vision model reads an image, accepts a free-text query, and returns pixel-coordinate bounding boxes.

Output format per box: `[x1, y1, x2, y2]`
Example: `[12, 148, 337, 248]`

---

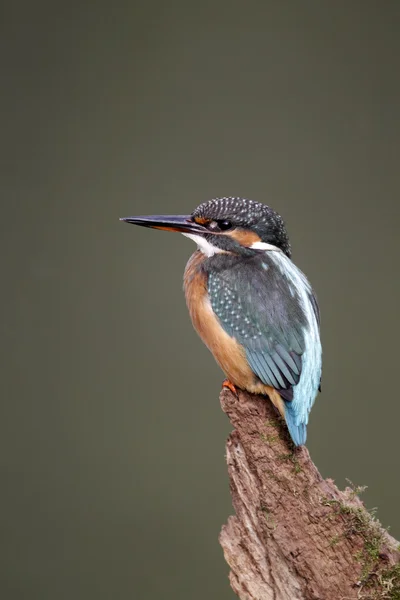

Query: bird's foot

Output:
[222, 379, 238, 397]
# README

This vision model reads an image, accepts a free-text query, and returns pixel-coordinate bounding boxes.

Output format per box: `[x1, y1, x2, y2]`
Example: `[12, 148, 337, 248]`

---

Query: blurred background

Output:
[1, 2, 399, 599]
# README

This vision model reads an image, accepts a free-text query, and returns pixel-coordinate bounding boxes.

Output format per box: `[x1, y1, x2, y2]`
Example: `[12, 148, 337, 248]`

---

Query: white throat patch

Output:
[182, 233, 224, 257]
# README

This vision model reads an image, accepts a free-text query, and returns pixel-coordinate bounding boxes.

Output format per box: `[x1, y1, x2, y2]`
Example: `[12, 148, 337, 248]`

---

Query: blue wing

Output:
[207, 251, 322, 445]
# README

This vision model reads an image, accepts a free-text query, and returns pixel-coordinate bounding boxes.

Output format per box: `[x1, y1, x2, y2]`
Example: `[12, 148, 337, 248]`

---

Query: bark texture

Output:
[219, 388, 400, 600]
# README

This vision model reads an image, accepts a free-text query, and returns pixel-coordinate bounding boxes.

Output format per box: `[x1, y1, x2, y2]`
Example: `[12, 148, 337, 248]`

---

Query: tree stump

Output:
[219, 388, 400, 600]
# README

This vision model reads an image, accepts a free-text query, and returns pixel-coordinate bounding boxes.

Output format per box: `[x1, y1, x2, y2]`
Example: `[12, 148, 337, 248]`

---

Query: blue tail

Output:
[284, 403, 307, 446]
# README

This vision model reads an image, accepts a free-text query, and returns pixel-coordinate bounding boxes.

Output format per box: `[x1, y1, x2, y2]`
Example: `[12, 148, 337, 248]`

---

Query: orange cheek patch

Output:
[194, 216, 210, 225]
[226, 229, 261, 246]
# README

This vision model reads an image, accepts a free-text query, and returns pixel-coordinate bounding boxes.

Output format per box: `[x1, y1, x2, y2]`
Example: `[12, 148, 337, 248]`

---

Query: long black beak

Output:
[119, 214, 207, 235]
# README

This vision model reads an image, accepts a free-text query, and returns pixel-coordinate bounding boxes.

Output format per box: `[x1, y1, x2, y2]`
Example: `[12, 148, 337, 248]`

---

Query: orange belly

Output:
[183, 251, 285, 416]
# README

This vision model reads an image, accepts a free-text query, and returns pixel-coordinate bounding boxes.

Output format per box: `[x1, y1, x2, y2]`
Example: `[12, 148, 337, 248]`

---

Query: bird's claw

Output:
[222, 379, 238, 397]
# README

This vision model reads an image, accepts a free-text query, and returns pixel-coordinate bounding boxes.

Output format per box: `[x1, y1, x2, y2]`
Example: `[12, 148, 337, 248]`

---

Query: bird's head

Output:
[121, 197, 291, 258]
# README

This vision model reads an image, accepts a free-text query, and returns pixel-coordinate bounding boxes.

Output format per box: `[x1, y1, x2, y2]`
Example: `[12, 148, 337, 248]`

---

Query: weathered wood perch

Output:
[219, 388, 400, 600]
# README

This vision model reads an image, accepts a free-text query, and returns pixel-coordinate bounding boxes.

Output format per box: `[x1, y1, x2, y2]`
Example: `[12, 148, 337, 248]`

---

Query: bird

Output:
[121, 197, 322, 446]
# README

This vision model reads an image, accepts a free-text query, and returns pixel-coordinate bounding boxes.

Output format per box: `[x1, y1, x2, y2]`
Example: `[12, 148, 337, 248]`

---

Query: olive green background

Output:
[1, 2, 399, 599]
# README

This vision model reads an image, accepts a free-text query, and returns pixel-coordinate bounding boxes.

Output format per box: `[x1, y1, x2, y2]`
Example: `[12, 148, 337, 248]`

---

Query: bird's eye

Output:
[217, 220, 233, 231]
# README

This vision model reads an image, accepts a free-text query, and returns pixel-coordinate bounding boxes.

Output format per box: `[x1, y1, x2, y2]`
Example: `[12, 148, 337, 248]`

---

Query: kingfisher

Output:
[121, 197, 322, 446]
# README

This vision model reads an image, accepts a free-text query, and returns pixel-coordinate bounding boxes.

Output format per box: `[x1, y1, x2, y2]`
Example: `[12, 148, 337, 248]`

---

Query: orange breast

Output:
[183, 251, 285, 415]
